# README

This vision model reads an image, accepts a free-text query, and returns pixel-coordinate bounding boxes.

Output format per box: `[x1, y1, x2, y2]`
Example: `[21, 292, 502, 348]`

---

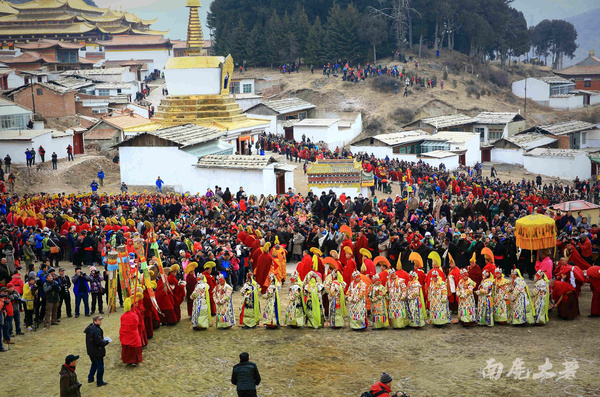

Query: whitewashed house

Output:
[522, 121, 599, 150]
[0, 129, 73, 163]
[244, 98, 316, 136]
[524, 149, 592, 180]
[474, 112, 526, 143]
[491, 134, 558, 165]
[512, 76, 585, 110]
[0, 98, 32, 130]
[351, 130, 429, 161]
[421, 131, 480, 166]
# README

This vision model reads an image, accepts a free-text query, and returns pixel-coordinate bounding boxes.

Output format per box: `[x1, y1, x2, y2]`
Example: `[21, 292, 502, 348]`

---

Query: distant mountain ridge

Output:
[564, 7, 600, 67]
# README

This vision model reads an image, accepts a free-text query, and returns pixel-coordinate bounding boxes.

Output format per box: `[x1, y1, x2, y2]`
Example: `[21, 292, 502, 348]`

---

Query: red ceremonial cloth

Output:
[120, 311, 142, 348]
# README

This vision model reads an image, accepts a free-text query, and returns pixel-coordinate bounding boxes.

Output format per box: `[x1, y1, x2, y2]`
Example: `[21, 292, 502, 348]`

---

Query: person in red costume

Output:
[467, 254, 483, 305]
[586, 266, 600, 318]
[184, 262, 198, 317]
[297, 250, 314, 282]
[342, 246, 357, 291]
[202, 262, 217, 315]
[133, 292, 147, 348]
[119, 297, 142, 366]
[142, 279, 159, 338]
[550, 279, 579, 320]
[165, 265, 184, 322]
[254, 242, 274, 294]
[481, 247, 496, 275]
[353, 231, 370, 265]
[446, 255, 461, 313]
[154, 267, 177, 325]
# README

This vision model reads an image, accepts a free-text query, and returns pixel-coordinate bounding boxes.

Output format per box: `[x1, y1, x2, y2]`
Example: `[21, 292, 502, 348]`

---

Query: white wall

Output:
[126, 103, 150, 119]
[422, 155, 459, 170]
[245, 114, 276, 135]
[591, 95, 600, 106]
[3, 133, 73, 164]
[234, 96, 262, 111]
[584, 129, 600, 149]
[119, 146, 198, 191]
[548, 95, 584, 110]
[119, 146, 290, 195]
[350, 145, 393, 159]
[104, 48, 171, 72]
[524, 154, 591, 180]
[7, 72, 24, 89]
[512, 78, 550, 101]
[164, 67, 222, 96]
[463, 135, 480, 166]
[491, 148, 524, 165]
[294, 122, 338, 147]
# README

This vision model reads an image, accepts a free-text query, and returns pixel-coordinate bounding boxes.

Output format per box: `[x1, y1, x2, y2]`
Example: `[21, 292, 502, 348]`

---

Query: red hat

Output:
[6, 283, 14, 288]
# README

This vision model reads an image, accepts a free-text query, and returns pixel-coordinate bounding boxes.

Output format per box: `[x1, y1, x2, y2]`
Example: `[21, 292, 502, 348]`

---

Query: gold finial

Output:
[591, 50, 595, 57]
[185, 0, 204, 55]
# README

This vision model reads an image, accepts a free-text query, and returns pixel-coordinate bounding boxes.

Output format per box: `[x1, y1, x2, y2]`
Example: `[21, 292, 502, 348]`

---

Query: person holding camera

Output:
[366, 373, 410, 397]
[43, 272, 60, 329]
[89, 266, 104, 315]
[60, 354, 82, 397]
[57, 268, 72, 320]
[72, 267, 91, 318]
[84, 315, 109, 387]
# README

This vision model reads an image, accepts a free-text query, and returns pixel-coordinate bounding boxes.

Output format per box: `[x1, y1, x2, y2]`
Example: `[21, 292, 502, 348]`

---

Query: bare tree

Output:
[369, 0, 419, 56]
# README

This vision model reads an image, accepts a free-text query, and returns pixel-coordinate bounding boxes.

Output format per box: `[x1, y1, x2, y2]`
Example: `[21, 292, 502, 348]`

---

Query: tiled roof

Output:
[555, 65, 600, 77]
[0, 128, 61, 140]
[100, 113, 149, 130]
[97, 35, 170, 47]
[538, 76, 573, 84]
[524, 148, 586, 158]
[196, 155, 277, 170]
[418, 114, 477, 128]
[52, 76, 95, 90]
[367, 129, 429, 146]
[550, 200, 600, 211]
[0, 1, 17, 15]
[475, 112, 524, 125]
[530, 120, 596, 136]
[121, 123, 226, 147]
[502, 134, 557, 150]
[295, 118, 339, 127]
[420, 150, 457, 159]
[0, 22, 97, 35]
[16, 39, 83, 50]
[424, 131, 479, 143]
[248, 97, 315, 115]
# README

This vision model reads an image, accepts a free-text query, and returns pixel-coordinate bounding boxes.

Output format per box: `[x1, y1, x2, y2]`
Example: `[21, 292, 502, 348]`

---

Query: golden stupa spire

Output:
[185, 0, 205, 55]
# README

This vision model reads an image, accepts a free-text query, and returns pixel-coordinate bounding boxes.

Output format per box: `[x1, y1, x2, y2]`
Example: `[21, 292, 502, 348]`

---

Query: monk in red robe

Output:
[342, 247, 357, 292]
[551, 279, 579, 320]
[354, 231, 370, 265]
[254, 243, 274, 294]
[184, 262, 198, 317]
[142, 285, 159, 338]
[155, 277, 177, 325]
[446, 260, 461, 313]
[587, 266, 600, 317]
[202, 266, 217, 314]
[119, 297, 143, 365]
[134, 297, 147, 348]
[467, 256, 483, 304]
[298, 251, 314, 282]
[166, 266, 184, 322]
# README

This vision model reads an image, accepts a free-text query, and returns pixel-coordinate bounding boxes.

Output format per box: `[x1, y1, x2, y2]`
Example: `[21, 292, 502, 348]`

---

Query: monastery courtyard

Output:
[3, 260, 599, 397]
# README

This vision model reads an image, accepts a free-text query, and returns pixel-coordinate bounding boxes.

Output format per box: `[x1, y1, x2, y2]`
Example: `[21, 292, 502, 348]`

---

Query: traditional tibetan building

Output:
[1, 39, 94, 70]
[0, 0, 165, 50]
[307, 159, 374, 197]
[554, 50, 600, 92]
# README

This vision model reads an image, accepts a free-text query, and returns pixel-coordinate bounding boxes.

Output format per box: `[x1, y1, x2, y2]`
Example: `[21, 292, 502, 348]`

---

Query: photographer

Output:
[72, 267, 91, 318]
[367, 373, 410, 397]
[57, 268, 72, 320]
[6, 283, 23, 336]
[43, 272, 60, 329]
[89, 266, 104, 315]
[59, 354, 82, 397]
[1, 286, 13, 347]
[23, 276, 37, 330]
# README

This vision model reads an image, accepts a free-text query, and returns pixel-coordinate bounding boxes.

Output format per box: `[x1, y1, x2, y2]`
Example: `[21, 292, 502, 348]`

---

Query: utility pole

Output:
[524, 77, 527, 115]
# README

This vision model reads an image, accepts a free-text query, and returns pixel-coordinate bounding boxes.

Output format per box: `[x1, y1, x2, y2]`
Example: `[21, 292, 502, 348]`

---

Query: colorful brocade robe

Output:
[457, 278, 477, 323]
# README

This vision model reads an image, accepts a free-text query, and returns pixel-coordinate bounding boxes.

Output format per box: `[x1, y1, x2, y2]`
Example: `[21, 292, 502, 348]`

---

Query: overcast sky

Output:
[93, 0, 600, 40]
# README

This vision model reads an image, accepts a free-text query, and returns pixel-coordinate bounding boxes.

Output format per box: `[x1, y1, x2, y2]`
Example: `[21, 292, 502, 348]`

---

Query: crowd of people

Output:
[0, 153, 599, 390]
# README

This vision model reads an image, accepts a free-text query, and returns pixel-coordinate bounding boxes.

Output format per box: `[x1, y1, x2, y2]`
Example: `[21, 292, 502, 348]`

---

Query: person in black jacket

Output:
[84, 315, 109, 387]
[57, 268, 72, 320]
[59, 354, 82, 397]
[231, 352, 261, 397]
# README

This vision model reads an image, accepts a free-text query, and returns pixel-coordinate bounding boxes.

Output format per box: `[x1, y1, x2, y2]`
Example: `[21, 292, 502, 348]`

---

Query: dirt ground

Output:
[3, 260, 599, 397]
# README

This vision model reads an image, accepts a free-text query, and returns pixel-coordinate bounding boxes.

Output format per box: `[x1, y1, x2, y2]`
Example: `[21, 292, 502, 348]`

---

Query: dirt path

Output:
[2, 259, 599, 397]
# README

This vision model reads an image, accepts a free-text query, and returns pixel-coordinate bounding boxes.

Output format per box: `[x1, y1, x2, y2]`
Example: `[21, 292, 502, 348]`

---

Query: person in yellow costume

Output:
[270, 236, 287, 284]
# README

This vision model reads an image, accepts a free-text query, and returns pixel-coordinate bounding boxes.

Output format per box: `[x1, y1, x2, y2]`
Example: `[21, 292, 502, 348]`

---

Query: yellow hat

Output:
[184, 262, 198, 274]
[144, 220, 153, 229]
[149, 270, 155, 277]
[361, 263, 367, 273]
[310, 247, 322, 256]
[127, 219, 135, 227]
[170, 221, 176, 231]
[124, 297, 132, 312]
[150, 280, 157, 289]
[262, 242, 271, 253]
[255, 230, 262, 238]
[312, 255, 318, 271]
[136, 292, 143, 300]
[481, 247, 494, 264]
[329, 250, 339, 260]
[359, 248, 372, 259]
[274, 236, 280, 245]
[170, 264, 180, 273]
[343, 246, 353, 254]
[470, 253, 476, 263]
[204, 261, 216, 269]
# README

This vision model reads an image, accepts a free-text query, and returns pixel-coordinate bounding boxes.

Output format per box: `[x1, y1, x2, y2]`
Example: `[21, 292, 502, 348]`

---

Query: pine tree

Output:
[245, 23, 265, 67]
[229, 18, 248, 63]
[305, 16, 326, 66]
[264, 10, 284, 65]
[327, 3, 363, 63]
[291, 5, 311, 64]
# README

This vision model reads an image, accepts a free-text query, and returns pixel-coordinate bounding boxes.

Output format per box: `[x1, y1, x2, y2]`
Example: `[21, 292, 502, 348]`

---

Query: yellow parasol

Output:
[515, 214, 557, 251]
